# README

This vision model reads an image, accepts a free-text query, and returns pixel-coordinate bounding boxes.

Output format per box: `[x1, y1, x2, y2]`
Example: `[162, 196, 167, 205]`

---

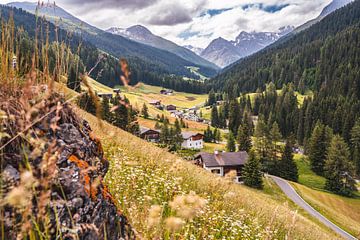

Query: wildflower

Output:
[5, 186, 31, 208]
[169, 192, 207, 220]
[165, 217, 184, 232]
[147, 205, 162, 228]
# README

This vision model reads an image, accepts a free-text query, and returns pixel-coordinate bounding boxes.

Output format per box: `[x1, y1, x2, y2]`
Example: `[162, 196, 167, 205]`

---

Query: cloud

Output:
[145, 3, 193, 26]
[61, 0, 159, 10]
[3, 0, 332, 48]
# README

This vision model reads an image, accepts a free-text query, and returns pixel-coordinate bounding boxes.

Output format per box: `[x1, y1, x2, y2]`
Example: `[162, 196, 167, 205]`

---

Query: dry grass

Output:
[292, 183, 360, 238]
[74, 107, 339, 239]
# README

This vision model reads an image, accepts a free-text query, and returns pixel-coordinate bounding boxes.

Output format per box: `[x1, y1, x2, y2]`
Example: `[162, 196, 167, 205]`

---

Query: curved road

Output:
[270, 175, 357, 240]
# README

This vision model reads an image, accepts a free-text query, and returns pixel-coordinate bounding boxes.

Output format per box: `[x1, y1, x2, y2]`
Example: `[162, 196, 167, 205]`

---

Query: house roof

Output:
[139, 127, 160, 135]
[182, 132, 204, 140]
[195, 152, 248, 167]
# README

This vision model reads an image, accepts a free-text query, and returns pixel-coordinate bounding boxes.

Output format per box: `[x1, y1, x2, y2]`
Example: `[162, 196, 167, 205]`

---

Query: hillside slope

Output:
[72, 105, 339, 239]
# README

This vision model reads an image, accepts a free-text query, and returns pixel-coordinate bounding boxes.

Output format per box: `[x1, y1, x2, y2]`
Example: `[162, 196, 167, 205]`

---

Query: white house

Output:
[181, 132, 204, 149]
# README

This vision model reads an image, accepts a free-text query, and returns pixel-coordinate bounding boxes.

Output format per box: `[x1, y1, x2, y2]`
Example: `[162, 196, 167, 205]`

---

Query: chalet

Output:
[182, 132, 204, 149]
[195, 151, 249, 183]
[160, 89, 174, 95]
[149, 100, 161, 106]
[113, 89, 121, 94]
[97, 93, 113, 99]
[166, 104, 177, 111]
[170, 110, 184, 119]
[140, 127, 160, 143]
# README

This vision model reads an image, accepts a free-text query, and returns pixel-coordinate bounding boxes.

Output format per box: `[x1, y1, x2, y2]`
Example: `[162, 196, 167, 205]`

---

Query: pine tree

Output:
[101, 97, 112, 122]
[237, 124, 252, 152]
[226, 131, 236, 152]
[141, 103, 149, 119]
[350, 119, 360, 175]
[228, 99, 242, 135]
[324, 135, 357, 196]
[308, 121, 333, 175]
[243, 151, 263, 189]
[172, 119, 183, 150]
[154, 122, 161, 129]
[211, 105, 219, 127]
[214, 128, 221, 143]
[278, 141, 298, 181]
[208, 89, 216, 106]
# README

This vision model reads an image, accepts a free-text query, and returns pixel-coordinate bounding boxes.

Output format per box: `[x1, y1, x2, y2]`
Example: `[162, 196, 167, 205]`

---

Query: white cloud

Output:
[1, 0, 332, 48]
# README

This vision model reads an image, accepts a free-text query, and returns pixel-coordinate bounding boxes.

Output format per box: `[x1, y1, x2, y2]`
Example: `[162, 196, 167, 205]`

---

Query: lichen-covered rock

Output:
[0, 93, 134, 240]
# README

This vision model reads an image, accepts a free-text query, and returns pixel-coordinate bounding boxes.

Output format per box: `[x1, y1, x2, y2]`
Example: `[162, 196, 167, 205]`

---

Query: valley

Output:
[1, 0, 360, 239]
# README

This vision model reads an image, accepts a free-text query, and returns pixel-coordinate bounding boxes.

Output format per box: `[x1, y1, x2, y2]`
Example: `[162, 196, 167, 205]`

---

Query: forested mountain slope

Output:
[209, 0, 360, 151]
[0, 5, 208, 93]
[210, 0, 360, 97]
[6, 2, 218, 78]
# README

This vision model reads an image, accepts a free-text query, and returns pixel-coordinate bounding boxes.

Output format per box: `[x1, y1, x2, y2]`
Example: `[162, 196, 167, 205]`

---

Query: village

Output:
[95, 85, 248, 183]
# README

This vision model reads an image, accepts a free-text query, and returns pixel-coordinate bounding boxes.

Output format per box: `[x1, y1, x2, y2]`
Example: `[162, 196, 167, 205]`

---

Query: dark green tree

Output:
[278, 141, 298, 181]
[226, 131, 236, 152]
[308, 121, 333, 175]
[237, 124, 252, 152]
[243, 151, 263, 189]
[141, 103, 149, 119]
[350, 119, 360, 175]
[211, 105, 219, 128]
[325, 135, 357, 196]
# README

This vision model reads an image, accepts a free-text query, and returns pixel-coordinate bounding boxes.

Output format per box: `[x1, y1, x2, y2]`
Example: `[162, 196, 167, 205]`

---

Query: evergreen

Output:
[324, 135, 357, 196]
[226, 131, 236, 152]
[243, 151, 263, 189]
[350, 119, 360, 176]
[211, 105, 219, 128]
[141, 103, 149, 119]
[278, 141, 298, 182]
[237, 124, 252, 152]
[308, 121, 333, 175]
[101, 97, 111, 122]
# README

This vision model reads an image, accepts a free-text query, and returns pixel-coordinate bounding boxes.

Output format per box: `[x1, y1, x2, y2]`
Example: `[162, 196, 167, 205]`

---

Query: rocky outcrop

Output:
[1, 92, 134, 239]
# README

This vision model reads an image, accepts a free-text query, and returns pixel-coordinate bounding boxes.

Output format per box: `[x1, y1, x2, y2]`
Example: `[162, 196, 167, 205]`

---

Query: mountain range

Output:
[106, 25, 219, 71]
[199, 26, 294, 68]
[6, 0, 355, 73]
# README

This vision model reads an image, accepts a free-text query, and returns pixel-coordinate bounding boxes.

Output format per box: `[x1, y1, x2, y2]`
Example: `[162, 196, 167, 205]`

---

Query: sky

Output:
[1, 0, 332, 48]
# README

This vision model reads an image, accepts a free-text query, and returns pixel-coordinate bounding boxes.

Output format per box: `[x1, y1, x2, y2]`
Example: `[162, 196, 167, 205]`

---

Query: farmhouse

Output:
[160, 89, 174, 95]
[113, 89, 121, 94]
[97, 93, 113, 99]
[181, 132, 204, 149]
[166, 104, 177, 111]
[139, 127, 160, 143]
[195, 151, 249, 183]
[149, 100, 161, 106]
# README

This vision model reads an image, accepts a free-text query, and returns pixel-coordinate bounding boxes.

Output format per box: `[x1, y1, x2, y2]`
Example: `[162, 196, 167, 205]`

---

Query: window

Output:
[211, 169, 221, 175]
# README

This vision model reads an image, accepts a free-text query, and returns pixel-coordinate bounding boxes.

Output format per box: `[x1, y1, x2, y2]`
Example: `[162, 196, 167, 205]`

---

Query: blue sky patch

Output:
[200, 8, 233, 17]
[242, 3, 290, 13]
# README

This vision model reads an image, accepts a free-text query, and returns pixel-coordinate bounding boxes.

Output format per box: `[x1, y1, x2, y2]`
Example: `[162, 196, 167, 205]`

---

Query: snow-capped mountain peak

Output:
[201, 26, 294, 68]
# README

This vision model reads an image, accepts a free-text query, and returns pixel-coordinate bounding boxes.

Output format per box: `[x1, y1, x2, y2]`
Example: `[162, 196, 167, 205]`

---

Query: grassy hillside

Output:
[293, 154, 360, 237]
[73, 106, 338, 239]
[292, 183, 360, 237]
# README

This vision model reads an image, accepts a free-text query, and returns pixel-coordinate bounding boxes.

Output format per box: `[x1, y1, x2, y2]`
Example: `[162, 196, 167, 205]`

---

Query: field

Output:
[293, 154, 360, 237]
[74, 106, 337, 239]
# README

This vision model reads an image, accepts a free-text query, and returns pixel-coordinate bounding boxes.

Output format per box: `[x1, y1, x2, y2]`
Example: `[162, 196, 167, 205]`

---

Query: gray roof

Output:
[181, 132, 203, 140]
[196, 151, 248, 167]
[139, 127, 160, 135]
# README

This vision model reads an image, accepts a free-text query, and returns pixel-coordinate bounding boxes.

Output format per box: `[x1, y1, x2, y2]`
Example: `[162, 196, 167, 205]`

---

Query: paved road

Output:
[270, 175, 358, 240]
